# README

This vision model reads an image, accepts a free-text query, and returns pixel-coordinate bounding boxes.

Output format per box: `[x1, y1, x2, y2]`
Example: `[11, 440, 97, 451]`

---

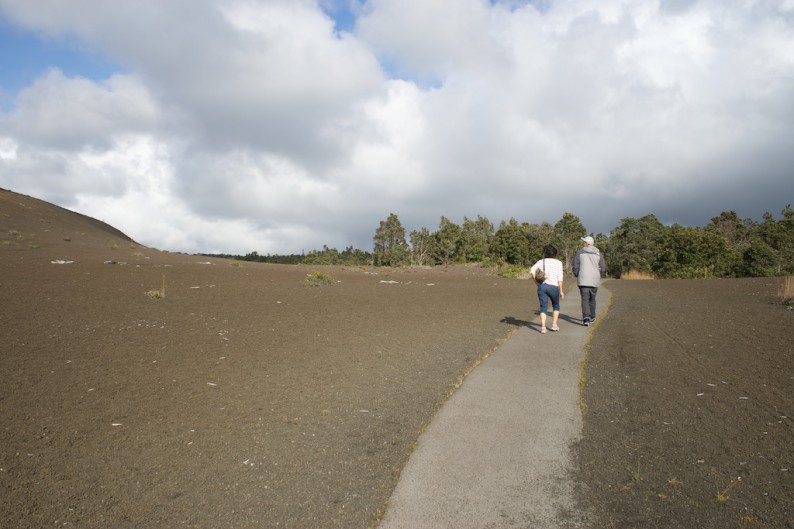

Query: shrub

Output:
[498, 264, 530, 279]
[620, 270, 656, 280]
[306, 271, 334, 286]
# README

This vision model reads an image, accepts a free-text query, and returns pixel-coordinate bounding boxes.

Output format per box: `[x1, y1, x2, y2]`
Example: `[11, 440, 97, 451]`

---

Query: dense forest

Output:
[207, 205, 794, 279]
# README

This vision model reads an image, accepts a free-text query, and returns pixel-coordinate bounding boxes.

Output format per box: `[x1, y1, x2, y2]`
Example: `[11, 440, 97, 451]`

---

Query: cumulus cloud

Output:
[6, 69, 161, 150]
[1, 0, 793, 254]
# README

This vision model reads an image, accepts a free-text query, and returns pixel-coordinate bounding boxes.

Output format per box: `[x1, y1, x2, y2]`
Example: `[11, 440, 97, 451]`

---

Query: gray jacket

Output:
[572, 245, 605, 287]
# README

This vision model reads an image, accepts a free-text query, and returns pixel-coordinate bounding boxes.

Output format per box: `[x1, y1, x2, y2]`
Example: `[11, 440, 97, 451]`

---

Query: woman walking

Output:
[530, 245, 565, 334]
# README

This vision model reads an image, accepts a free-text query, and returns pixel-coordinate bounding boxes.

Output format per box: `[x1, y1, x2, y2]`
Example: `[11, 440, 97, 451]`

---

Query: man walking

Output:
[572, 236, 606, 326]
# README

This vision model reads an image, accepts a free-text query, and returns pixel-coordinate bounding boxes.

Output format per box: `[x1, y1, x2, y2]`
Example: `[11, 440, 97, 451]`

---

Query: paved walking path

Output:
[378, 285, 609, 529]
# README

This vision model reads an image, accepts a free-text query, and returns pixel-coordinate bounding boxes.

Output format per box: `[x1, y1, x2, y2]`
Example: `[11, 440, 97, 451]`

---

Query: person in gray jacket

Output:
[572, 236, 606, 326]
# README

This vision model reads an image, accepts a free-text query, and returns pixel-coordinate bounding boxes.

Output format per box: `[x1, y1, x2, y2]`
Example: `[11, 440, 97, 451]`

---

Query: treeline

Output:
[208, 246, 372, 266]
[206, 205, 794, 279]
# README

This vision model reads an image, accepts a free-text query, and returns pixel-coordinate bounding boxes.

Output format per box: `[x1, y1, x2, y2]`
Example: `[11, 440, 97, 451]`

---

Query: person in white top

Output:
[529, 245, 565, 334]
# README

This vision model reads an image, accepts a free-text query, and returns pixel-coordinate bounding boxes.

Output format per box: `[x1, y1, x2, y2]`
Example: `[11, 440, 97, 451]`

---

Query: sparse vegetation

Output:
[146, 274, 166, 299]
[713, 471, 740, 503]
[306, 270, 333, 286]
[497, 264, 530, 279]
[145, 289, 165, 299]
[628, 461, 642, 482]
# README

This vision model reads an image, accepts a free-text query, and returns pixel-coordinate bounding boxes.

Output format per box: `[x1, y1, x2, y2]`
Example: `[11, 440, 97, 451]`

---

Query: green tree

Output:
[780, 204, 794, 274]
[741, 238, 778, 277]
[757, 205, 794, 275]
[606, 214, 666, 277]
[433, 217, 462, 265]
[553, 212, 586, 273]
[459, 215, 494, 263]
[653, 225, 731, 278]
[525, 222, 555, 261]
[491, 218, 530, 265]
[704, 211, 748, 275]
[304, 245, 341, 265]
[373, 213, 410, 266]
[707, 211, 751, 246]
[410, 227, 435, 267]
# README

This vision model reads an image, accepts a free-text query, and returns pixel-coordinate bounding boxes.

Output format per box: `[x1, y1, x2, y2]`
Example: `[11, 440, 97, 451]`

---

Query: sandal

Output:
[540, 326, 547, 334]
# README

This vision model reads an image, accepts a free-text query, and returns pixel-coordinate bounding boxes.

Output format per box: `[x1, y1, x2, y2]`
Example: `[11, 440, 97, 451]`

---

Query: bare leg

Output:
[540, 312, 547, 329]
[552, 310, 559, 327]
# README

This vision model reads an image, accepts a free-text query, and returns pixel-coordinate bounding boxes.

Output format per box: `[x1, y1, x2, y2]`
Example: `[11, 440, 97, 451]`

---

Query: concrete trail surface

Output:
[378, 284, 609, 529]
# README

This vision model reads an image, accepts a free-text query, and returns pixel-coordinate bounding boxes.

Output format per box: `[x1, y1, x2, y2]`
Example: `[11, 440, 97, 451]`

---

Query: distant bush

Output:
[306, 271, 333, 286]
[498, 264, 529, 279]
[620, 270, 656, 280]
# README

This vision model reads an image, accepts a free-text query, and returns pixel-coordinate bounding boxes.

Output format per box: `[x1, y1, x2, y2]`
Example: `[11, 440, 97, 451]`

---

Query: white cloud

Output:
[1, 0, 794, 254]
[6, 69, 161, 149]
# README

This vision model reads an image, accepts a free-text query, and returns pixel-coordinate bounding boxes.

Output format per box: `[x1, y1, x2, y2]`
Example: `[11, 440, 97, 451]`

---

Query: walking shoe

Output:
[583, 318, 590, 326]
[551, 324, 559, 331]
[540, 326, 547, 334]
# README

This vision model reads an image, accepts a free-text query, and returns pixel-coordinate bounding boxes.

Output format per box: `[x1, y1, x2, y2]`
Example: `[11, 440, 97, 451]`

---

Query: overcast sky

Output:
[1, 0, 793, 255]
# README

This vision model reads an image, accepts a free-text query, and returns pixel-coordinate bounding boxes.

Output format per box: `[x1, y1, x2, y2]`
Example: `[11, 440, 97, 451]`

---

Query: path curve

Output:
[378, 284, 610, 528]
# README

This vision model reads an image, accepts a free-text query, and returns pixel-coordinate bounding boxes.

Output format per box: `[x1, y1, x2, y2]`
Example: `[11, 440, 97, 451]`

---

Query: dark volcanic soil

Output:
[2, 188, 793, 529]
[576, 278, 794, 529]
[1, 189, 528, 529]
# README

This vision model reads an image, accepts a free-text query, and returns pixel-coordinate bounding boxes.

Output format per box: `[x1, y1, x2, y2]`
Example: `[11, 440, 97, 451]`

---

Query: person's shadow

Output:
[502, 312, 582, 332]
[500, 316, 532, 329]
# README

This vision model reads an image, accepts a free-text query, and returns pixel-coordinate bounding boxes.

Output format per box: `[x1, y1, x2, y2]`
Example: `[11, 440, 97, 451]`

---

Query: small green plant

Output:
[146, 274, 166, 299]
[628, 461, 642, 482]
[714, 475, 740, 503]
[306, 270, 333, 286]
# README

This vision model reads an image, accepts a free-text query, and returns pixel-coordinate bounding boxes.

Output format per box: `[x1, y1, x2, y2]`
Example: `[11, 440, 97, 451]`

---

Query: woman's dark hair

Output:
[543, 245, 558, 258]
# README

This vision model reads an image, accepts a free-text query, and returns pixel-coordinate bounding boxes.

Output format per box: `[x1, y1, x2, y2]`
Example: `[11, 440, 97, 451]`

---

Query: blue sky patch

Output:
[0, 16, 120, 94]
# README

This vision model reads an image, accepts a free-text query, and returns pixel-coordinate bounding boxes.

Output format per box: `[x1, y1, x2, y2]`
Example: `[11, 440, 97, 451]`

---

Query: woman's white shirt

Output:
[530, 258, 564, 286]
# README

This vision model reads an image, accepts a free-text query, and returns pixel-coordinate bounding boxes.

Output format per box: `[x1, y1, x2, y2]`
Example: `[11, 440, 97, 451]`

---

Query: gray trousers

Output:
[579, 286, 598, 322]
